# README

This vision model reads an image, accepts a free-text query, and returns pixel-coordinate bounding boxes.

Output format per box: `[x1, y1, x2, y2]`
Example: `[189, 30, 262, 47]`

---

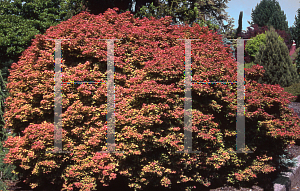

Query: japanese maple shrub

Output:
[2, 8, 300, 190]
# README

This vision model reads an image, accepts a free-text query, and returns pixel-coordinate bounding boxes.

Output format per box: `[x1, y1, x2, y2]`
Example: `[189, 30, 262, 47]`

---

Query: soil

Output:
[3, 102, 300, 191]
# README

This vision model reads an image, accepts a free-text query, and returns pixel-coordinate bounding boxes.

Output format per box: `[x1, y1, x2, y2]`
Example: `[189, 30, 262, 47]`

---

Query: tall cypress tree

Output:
[254, 27, 300, 88]
[235, 11, 243, 38]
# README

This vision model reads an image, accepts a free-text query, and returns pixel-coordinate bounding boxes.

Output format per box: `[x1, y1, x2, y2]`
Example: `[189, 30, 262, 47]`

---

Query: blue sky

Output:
[225, 0, 300, 31]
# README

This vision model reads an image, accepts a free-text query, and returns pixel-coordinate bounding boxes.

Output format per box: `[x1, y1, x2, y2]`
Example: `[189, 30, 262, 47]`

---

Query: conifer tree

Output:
[268, 9, 288, 32]
[294, 8, 300, 49]
[245, 31, 284, 62]
[235, 11, 243, 38]
[249, 0, 289, 32]
[254, 27, 300, 87]
[296, 48, 300, 75]
[289, 26, 297, 43]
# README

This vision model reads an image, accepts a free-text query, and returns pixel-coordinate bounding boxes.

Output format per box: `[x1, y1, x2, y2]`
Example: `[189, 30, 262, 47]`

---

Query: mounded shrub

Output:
[254, 27, 300, 88]
[245, 32, 284, 62]
[240, 24, 292, 63]
[236, 24, 270, 63]
[2, 8, 300, 190]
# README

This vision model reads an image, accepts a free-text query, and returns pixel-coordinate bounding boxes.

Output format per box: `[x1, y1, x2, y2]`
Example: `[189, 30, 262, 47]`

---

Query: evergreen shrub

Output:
[245, 32, 284, 61]
[254, 27, 300, 88]
[241, 24, 292, 63]
[2, 8, 300, 190]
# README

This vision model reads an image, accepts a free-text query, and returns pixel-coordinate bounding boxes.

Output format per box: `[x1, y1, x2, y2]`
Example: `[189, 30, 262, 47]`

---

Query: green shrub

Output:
[254, 27, 300, 88]
[245, 32, 284, 62]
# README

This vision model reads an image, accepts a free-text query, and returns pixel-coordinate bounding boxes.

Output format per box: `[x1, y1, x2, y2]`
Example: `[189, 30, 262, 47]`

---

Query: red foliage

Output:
[242, 24, 269, 40]
[2, 8, 300, 190]
[275, 29, 293, 51]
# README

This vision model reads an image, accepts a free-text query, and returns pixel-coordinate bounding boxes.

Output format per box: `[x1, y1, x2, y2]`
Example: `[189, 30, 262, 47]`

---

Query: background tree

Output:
[0, 0, 90, 83]
[249, 0, 289, 32]
[233, 23, 293, 65]
[221, 36, 235, 59]
[83, 0, 152, 16]
[293, 8, 300, 49]
[274, 28, 293, 51]
[254, 27, 299, 88]
[0, 15, 40, 84]
[235, 11, 243, 38]
[290, 47, 300, 65]
[127, 0, 235, 35]
[289, 26, 296, 39]
[296, 47, 300, 75]
[57, 0, 91, 21]
[242, 24, 269, 39]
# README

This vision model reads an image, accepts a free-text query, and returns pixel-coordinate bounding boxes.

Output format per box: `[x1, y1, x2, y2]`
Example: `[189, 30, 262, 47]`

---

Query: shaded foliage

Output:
[0, 70, 18, 190]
